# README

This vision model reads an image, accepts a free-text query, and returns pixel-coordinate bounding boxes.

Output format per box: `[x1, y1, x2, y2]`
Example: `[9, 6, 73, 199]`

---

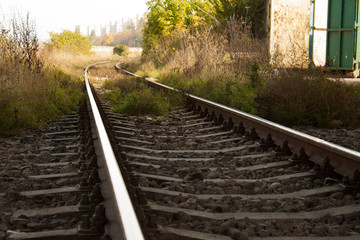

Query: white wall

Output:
[313, 0, 328, 66]
[269, 0, 310, 68]
[269, 0, 328, 68]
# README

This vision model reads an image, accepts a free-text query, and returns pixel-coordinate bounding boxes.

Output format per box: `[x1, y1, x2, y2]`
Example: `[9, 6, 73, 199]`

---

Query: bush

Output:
[113, 44, 130, 56]
[257, 70, 360, 127]
[47, 30, 92, 55]
[137, 18, 360, 128]
[0, 14, 85, 136]
[102, 75, 184, 116]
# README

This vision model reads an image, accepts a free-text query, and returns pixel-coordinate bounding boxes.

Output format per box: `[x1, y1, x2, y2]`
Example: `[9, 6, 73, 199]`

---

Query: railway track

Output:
[1, 105, 109, 240]
[1, 61, 360, 240]
[0, 62, 143, 240]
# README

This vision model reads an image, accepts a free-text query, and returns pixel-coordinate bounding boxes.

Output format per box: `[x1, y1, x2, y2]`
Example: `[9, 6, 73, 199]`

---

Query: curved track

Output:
[110, 63, 360, 239]
[1, 61, 360, 240]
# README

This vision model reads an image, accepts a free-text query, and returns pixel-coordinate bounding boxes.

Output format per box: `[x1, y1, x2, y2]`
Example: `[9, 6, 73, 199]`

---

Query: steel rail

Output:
[85, 62, 144, 240]
[117, 65, 360, 180]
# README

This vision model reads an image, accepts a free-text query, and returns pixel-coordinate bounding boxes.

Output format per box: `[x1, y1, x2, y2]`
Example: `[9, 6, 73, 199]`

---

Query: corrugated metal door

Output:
[326, 0, 358, 72]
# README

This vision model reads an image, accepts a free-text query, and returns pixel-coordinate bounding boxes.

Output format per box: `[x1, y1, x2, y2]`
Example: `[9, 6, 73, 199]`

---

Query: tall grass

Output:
[258, 70, 360, 127]
[137, 19, 360, 128]
[0, 13, 84, 135]
[41, 50, 119, 77]
[139, 21, 267, 115]
[102, 74, 185, 116]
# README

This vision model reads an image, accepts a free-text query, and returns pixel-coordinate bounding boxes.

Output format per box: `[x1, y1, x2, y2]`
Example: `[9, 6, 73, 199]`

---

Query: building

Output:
[75, 25, 81, 33]
[267, 0, 358, 76]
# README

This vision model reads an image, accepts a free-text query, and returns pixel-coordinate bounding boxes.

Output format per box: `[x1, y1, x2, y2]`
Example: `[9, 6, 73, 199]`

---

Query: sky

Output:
[0, 0, 148, 41]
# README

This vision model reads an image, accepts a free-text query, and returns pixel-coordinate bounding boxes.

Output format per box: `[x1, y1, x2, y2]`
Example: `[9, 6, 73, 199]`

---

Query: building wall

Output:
[269, 0, 310, 68]
[313, 0, 328, 66]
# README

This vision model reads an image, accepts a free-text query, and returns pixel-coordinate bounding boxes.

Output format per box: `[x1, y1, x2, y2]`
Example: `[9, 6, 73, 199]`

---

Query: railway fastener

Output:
[323, 157, 335, 173]
[226, 117, 234, 130]
[266, 133, 275, 147]
[78, 194, 91, 211]
[281, 140, 292, 156]
[215, 113, 224, 126]
[89, 184, 103, 206]
[78, 215, 92, 234]
[343, 169, 360, 187]
[88, 168, 100, 185]
[207, 111, 216, 122]
[91, 205, 106, 233]
[260, 133, 276, 150]
[299, 147, 309, 161]
[78, 176, 89, 189]
[248, 127, 259, 140]
[200, 108, 208, 118]
[237, 121, 246, 135]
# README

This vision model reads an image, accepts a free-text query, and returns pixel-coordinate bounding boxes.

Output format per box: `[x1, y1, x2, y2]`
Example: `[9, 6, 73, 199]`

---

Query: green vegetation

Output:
[142, 0, 216, 59]
[113, 44, 130, 56]
[142, 0, 266, 59]
[47, 30, 92, 55]
[102, 75, 185, 116]
[0, 14, 85, 136]
[134, 0, 360, 128]
[258, 71, 360, 127]
[212, 0, 267, 37]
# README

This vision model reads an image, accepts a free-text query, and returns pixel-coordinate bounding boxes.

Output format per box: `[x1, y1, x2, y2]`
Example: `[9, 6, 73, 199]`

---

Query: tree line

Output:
[142, 0, 266, 57]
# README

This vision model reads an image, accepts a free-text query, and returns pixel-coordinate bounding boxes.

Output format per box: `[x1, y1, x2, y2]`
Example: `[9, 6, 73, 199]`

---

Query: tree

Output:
[127, 19, 136, 30]
[47, 30, 92, 55]
[142, 0, 267, 57]
[210, 0, 267, 37]
[142, 0, 216, 56]
[89, 29, 96, 44]
[103, 33, 114, 45]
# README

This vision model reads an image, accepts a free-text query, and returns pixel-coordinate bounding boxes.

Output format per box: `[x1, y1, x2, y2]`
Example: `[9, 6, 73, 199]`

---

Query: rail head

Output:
[85, 62, 144, 240]
[186, 94, 360, 179]
[116, 63, 360, 180]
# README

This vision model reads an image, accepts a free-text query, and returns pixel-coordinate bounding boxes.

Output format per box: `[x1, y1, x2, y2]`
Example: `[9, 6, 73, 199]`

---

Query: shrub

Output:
[113, 44, 130, 56]
[0, 13, 85, 136]
[257, 70, 360, 127]
[136, 17, 360, 128]
[47, 30, 92, 55]
[102, 75, 185, 116]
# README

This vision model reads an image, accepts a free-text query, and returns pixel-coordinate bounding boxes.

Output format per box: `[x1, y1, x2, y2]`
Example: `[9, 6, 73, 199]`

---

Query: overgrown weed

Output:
[102, 75, 185, 116]
[0, 13, 85, 136]
[41, 50, 120, 77]
[136, 19, 360, 128]
[258, 70, 360, 127]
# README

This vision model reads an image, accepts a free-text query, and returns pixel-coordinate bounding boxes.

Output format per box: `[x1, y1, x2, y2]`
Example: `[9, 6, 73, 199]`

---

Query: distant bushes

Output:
[113, 44, 130, 56]
[47, 30, 92, 55]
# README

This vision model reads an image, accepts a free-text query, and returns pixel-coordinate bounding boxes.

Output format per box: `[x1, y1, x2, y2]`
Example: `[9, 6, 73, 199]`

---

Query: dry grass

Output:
[40, 49, 118, 77]
[137, 19, 360, 128]
[41, 47, 142, 77]
[258, 70, 360, 127]
[0, 14, 86, 135]
[142, 20, 267, 80]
